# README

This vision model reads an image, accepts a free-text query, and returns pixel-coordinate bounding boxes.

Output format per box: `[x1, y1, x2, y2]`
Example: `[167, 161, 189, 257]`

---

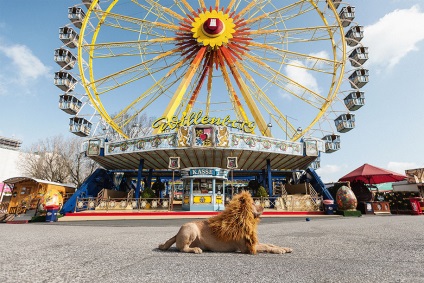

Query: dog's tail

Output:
[158, 235, 177, 250]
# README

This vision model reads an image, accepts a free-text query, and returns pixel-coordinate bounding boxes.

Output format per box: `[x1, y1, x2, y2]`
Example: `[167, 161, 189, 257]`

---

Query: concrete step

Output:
[6, 220, 29, 224]
[13, 214, 34, 221]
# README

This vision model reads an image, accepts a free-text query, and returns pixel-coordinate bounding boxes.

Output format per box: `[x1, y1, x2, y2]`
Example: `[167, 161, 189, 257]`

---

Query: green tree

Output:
[141, 187, 156, 198]
[255, 186, 269, 197]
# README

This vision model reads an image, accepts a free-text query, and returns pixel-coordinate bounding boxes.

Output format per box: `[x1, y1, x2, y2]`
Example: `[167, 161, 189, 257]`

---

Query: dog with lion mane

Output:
[158, 191, 292, 254]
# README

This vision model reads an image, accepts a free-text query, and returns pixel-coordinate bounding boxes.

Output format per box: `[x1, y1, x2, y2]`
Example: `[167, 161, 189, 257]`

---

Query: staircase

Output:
[305, 168, 334, 200]
[61, 169, 114, 214]
[3, 209, 37, 224]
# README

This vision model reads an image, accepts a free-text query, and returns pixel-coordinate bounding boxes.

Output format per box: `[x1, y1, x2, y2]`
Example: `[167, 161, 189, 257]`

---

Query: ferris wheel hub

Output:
[201, 18, 225, 38]
[191, 10, 235, 47]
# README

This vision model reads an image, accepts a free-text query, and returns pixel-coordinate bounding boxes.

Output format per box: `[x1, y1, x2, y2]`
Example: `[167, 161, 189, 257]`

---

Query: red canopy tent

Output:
[338, 163, 407, 184]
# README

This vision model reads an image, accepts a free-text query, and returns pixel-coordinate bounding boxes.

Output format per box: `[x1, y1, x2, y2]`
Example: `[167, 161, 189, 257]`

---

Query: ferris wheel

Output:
[55, 0, 368, 154]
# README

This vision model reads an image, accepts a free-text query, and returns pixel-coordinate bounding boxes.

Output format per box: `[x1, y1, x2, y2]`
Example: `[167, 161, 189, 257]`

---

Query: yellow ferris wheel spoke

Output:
[242, 52, 327, 105]
[93, 58, 180, 96]
[183, 52, 212, 115]
[131, 0, 185, 25]
[248, 25, 339, 38]
[199, 0, 206, 10]
[242, 59, 323, 110]
[214, 0, 220, 10]
[244, 1, 315, 29]
[114, 56, 192, 121]
[246, 54, 330, 108]
[218, 56, 248, 122]
[180, 0, 195, 14]
[144, 0, 185, 21]
[118, 73, 184, 128]
[83, 38, 178, 59]
[219, 46, 268, 137]
[232, 59, 298, 138]
[236, 0, 257, 19]
[226, 0, 237, 13]
[84, 38, 177, 50]
[88, 48, 179, 87]
[249, 41, 342, 70]
[205, 55, 214, 116]
[99, 11, 181, 31]
[155, 46, 207, 133]
[244, 0, 306, 25]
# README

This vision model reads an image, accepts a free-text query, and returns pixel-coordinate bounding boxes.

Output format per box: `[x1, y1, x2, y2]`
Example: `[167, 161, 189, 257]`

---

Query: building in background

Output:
[0, 136, 24, 182]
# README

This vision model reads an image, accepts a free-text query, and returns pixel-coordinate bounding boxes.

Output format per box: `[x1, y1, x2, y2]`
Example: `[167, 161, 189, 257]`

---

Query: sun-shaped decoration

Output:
[191, 10, 236, 47]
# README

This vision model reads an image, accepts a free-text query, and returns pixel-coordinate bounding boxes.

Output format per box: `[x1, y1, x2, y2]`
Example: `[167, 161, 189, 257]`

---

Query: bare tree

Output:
[107, 113, 156, 141]
[64, 137, 99, 188]
[19, 135, 99, 187]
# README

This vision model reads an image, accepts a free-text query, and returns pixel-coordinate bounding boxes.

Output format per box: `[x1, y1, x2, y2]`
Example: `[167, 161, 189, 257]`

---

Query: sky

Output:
[1, 0, 424, 183]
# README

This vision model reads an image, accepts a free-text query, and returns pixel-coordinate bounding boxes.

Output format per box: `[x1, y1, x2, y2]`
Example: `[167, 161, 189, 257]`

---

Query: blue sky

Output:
[1, 0, 424, 183]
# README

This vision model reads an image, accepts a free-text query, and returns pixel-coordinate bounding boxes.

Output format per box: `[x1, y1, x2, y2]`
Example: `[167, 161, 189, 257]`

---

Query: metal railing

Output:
[75, 197, 170, 212]
[74, 195, 323, 213]
[252, 196, 322, 212]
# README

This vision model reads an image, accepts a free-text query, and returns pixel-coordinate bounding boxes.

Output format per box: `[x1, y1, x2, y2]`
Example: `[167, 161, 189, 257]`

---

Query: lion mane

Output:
[207, 191, 260, 253]
[158, 191, 292, 254]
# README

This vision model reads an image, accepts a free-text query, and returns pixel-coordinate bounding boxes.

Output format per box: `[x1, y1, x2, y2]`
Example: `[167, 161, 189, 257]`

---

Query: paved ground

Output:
[1, 215, 424, 283]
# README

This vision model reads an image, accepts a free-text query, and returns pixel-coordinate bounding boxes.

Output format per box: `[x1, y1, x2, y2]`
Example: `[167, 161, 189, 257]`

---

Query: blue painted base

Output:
[182, 204, 225, 211]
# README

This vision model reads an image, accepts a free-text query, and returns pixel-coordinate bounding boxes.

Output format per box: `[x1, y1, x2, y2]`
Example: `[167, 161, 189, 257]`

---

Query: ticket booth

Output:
[181, 167, 228, 211]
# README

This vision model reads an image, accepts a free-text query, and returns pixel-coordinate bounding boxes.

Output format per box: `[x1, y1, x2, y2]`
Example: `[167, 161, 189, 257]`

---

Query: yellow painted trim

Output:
[193, 195, 212, 204]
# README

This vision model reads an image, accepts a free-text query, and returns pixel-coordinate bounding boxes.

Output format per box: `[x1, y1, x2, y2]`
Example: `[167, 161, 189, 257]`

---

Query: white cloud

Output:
[285, 59, 320, 95]
[387, 161, 417, 174]
[277, 88, 292, 100]
[308, 51, 330, 67]
[0, 42, 51, 95]
[363, 5, 424, 69]
[316, 164, 347, 183]
[0, 44, 50, 83]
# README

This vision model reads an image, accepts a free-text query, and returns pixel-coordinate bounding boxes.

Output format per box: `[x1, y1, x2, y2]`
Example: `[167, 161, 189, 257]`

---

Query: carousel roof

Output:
[85, 129, 319, 172]
[89, 147, 317, 172]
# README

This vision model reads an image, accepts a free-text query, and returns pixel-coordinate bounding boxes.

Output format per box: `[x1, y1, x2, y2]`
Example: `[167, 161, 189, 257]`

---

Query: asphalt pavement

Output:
[1, 215, 423, 283]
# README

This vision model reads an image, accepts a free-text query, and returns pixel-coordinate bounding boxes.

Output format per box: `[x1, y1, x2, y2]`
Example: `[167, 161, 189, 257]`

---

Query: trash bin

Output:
[324, 204, 338, 215]
[409, 198, 422, 215]
[45, 205, 60, 222]
[323, 200, 337, 215]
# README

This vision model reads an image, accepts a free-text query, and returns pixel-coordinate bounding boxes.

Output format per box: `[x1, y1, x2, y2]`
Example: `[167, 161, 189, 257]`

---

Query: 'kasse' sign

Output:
[190, 168, 216, 177]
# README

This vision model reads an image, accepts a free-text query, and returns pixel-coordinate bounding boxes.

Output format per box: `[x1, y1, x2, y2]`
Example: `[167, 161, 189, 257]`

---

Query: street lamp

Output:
[267, 122, 272, 135]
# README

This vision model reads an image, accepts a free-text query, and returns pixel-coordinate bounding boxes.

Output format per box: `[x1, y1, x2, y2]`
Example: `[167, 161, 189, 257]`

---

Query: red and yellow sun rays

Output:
[157, 4, 271, 136]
